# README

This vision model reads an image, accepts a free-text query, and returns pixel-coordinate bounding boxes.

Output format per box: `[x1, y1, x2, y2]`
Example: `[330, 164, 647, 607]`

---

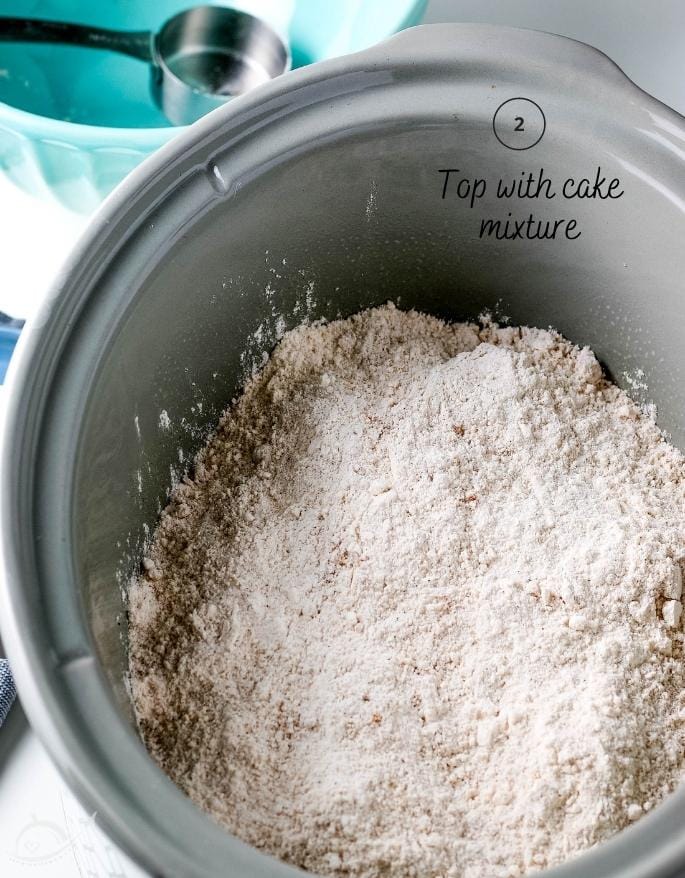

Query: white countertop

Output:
[0, 732, 145, 878]
[0, 171, 142, 874]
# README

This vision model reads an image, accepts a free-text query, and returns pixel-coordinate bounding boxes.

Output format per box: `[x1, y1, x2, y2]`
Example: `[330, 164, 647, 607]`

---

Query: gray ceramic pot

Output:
[1, 23, 684, 878]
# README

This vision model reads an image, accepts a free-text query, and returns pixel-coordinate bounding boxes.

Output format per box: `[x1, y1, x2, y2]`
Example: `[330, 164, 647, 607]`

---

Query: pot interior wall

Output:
[73, 122, 685, 723]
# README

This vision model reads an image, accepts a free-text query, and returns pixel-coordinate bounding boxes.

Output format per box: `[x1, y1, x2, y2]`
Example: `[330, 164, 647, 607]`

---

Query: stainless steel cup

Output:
[151, 6, 291, 125]
[0, 5, 291, 126]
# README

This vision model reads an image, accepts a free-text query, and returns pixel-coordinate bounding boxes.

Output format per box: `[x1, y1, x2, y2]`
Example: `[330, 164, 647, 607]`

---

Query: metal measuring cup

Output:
[0, 5, 291, 125]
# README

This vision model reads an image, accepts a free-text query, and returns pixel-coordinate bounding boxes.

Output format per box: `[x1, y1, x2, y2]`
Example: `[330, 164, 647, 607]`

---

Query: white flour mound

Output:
[129, 304, 685, 878]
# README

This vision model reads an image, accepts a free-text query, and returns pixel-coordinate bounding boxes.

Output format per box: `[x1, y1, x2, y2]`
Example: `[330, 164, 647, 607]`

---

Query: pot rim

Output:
[2, 23, 685, 878]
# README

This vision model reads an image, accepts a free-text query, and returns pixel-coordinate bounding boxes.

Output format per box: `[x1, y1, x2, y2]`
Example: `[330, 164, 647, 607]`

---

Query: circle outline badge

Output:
[493, 98, 546, 151]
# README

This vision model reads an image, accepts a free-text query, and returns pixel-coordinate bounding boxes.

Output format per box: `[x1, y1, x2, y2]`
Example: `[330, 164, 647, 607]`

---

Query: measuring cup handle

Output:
[0, 17, 153, 63]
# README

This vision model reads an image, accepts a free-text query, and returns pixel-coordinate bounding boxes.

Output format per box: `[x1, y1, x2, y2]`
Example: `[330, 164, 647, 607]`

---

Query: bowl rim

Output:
[0, 0, 429, 148]
[0, 96, 181, 146]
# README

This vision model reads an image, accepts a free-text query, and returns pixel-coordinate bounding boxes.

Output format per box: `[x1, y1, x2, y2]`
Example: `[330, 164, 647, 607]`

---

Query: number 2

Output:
[514, 116, 525, 131]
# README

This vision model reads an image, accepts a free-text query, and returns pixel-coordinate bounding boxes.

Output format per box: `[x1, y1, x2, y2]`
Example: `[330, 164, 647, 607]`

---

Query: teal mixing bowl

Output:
[0, 0, 426, 212]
